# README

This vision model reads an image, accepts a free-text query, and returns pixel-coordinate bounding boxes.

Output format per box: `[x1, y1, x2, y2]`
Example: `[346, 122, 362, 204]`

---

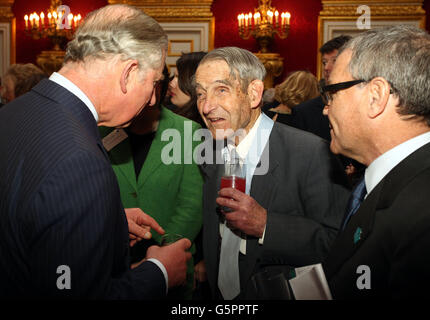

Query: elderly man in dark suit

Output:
[322, 25, 430, 298]
[194, 47, 350, 300]
[0, 4, 190, 299]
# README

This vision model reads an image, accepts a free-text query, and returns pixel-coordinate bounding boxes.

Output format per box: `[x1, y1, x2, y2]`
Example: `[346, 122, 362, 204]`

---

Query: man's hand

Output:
[216, 188, 267, 238]
[146, 239, 192, 288]
[125, 208, 165, 247]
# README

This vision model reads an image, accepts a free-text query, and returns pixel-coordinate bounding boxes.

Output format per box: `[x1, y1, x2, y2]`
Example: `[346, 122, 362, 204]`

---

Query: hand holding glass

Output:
[219, 156, 246, 212]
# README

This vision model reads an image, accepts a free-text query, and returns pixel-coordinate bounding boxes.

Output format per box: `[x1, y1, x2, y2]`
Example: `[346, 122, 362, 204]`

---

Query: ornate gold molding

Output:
[108, 0, 213, 19]
[0, 0, 15, 65]
[317, 1, 426, 79]
[254, 53, 284, 90]
[321, 5, 425, 17]
[0, 0, 14, 21]
[321, 0, 426, 16]
[108, 0, 215, 50]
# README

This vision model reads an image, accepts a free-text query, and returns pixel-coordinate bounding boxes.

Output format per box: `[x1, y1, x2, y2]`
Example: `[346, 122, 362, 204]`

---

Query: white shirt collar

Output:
[365, 131, 430, 195]
[49, 72, 99, 122]
[235, 112, 263, 160]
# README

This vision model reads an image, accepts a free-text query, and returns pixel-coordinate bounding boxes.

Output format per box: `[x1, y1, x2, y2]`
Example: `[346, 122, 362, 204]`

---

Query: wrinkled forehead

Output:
[195, 59, 238, 88]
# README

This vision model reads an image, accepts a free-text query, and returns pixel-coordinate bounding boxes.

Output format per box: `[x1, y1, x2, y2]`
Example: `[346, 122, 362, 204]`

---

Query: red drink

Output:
[220, 176, 246, 193]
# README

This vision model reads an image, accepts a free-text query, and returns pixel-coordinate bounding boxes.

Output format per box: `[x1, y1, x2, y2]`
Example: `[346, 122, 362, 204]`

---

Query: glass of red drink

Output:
[219, 155, 246, 212]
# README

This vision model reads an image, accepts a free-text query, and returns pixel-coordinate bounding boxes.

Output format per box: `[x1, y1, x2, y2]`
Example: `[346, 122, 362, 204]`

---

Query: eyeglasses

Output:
[320, 80, 366, 105]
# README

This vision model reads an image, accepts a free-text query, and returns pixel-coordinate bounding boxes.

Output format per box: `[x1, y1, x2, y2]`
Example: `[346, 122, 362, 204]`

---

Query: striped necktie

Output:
[342, 178, 367, 230]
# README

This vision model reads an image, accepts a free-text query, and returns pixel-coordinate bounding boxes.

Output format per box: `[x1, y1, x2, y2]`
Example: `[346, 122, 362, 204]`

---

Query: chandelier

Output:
[237, 0, 290, 53]
[24, 0, 82, 51]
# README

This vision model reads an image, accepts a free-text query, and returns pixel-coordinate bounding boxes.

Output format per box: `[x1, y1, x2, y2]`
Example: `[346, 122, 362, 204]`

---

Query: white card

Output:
[289, 263, 333, 300]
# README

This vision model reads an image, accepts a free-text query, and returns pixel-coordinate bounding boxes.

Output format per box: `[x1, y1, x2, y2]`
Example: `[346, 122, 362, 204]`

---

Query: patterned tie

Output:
[341, 178, 367, 230]
[218, 147, 243, 300]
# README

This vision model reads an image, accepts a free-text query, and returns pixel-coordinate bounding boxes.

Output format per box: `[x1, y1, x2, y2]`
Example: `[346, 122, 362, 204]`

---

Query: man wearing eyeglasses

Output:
[321, 25, 430, 299]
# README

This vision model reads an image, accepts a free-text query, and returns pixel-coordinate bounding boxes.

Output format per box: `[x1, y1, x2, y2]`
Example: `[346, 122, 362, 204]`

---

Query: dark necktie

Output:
[341, 178, 367, 230]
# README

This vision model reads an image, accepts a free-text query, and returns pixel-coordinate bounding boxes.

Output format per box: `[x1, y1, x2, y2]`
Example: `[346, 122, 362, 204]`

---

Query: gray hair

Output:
[65, 4, 167, 75]
[340, 25, 430, 125]
[199, 47, 266, 92]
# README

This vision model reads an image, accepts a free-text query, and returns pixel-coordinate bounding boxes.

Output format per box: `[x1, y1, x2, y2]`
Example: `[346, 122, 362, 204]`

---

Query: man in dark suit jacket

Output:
[293, 95, 330, 141]
[0, 4, 190, 299]
[292, 35, 351, 142]
[321, 25, 430, 298]
[194, 47, 350, 300]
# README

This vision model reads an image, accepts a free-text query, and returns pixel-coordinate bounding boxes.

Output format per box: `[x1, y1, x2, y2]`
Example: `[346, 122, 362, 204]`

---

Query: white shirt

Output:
[220, 113, 267, 254]
[49, 72, 99, 122]
[365, 131, 430, 196]
[49, 72, 169, 291]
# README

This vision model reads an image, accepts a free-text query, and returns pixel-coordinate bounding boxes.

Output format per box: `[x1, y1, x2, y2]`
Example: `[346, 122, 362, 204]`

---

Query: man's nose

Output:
[201, 94, 216, 115]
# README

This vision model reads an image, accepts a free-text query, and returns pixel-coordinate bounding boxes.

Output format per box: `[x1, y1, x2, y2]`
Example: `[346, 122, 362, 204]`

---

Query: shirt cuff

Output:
[147, 258, 168, 294]
[258, 225, 267, 245]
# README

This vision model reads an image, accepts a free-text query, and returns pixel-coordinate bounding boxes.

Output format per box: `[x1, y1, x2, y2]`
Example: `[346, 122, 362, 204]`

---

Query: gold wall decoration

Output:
[168, 39, 194, 56]
[108, 0, 215, 50]
[0, 0, 14, 20]
[317, 0, 426, 79]
[254, 52, 284, 89]
[0, 0, 16, 68]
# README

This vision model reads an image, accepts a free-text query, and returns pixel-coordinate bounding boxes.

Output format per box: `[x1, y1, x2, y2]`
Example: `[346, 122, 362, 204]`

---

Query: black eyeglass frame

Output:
[320, 80, 366, 105]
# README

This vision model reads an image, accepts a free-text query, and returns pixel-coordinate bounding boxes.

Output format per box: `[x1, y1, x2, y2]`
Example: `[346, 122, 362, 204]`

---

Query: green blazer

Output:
[100, 107, 203, 298]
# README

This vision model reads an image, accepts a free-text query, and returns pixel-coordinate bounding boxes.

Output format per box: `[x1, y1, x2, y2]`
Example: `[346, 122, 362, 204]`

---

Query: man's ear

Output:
[248, 79, 265, 109]
[367, 77, 391, 119]
[120, 60, 139, 94]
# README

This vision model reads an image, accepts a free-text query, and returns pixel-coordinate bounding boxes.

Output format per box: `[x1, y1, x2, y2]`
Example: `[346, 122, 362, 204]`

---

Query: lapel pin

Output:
[354, 227, 362, 244]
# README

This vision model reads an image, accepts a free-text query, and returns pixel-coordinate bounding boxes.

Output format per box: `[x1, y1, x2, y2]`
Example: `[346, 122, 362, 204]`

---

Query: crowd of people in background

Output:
[1, 3, 430, 301]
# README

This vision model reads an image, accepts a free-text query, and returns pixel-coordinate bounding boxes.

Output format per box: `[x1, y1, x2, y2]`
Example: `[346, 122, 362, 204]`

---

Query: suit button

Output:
[131, 192, 137, 198]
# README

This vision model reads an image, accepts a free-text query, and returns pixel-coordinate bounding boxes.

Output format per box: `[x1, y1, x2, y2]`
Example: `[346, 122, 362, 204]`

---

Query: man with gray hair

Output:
[0, 4, 190, 299]
[322, 25, 430, 298]
[195, 46, 350, 299]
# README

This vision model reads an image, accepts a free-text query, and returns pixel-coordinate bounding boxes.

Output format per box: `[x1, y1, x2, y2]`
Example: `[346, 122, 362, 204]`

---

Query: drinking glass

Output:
[219, 155, 246, 212]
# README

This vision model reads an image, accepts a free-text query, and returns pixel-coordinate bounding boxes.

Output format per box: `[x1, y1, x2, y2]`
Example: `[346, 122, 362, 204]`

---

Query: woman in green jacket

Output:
[100, 65, 203, 299]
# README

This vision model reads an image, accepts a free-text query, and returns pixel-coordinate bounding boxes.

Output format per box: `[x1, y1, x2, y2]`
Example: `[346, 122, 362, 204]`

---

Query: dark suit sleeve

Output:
[262, 141, 349, 266]
[27, 149, 165, 299]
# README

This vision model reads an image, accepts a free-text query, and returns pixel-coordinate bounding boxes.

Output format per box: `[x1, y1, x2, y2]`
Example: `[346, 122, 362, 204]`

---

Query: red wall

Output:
[12, 0, 430, 85]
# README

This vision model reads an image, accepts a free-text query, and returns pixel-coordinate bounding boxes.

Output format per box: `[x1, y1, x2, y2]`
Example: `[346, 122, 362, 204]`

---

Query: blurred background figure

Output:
[166, 51, 206, 127]
[263, 70, 319, 126]
[164, 51, 212, 299]
[0, 63, 47, 104]
[0, 77, 3, 107]
[99, 66, 203, 300]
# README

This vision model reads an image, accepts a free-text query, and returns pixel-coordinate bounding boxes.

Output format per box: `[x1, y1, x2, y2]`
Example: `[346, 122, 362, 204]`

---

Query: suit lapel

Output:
[323, 182, 381, 278]
[242, 125, 279, 284]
